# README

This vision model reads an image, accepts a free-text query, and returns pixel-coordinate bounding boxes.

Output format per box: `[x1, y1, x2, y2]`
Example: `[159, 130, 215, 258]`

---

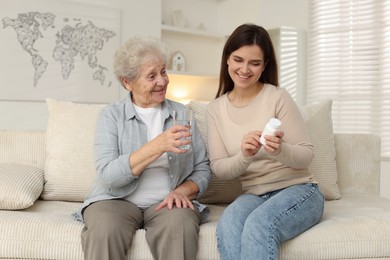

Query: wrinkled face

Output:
[123, 56, 169, 108]
[227, 44, 266, 90]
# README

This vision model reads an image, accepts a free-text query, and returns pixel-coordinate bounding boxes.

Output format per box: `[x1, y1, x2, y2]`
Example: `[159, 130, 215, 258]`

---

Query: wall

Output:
[218, 0, 309, 34]
[257, 0, 310, 30]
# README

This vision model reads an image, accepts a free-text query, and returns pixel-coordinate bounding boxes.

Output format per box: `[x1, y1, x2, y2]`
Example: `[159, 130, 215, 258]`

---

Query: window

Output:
[269, 27, 307, 105]
[307, 0, 390, 157]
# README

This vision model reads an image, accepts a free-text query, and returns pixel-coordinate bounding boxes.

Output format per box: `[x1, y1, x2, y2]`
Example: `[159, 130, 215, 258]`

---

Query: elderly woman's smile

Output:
[124, 58, 169, 108]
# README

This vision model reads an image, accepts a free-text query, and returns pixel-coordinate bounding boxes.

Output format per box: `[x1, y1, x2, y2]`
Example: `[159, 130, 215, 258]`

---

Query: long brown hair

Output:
[215, 24, 279, 98]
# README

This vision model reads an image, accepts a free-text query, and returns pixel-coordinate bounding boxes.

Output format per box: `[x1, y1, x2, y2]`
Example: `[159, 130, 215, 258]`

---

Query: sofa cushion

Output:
[300, 99, 340, 200]
[0, 163, 44, 210]
[188, 101, 243, 204]
[0, 199, 222, 260]
[280, 194, 390, 259]
[189, 99, 340, 204]
[0, 200, 84, 259]
[1, 197, 389, 260]
[43, 98, 104, 201]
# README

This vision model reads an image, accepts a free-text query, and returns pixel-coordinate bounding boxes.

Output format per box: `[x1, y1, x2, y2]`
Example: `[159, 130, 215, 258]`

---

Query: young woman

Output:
[206, 23, 324, 260]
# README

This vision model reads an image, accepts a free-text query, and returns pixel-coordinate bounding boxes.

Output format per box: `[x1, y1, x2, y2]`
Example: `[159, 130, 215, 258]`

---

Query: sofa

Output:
[1, 98, 390, 260]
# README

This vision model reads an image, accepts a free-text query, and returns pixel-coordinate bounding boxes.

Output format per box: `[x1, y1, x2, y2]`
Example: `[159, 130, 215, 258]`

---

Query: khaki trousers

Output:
[81, 199, 201, 260]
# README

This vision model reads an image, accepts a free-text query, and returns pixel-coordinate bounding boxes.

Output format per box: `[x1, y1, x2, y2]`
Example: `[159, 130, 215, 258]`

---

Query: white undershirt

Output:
[126, 104, 170, 209]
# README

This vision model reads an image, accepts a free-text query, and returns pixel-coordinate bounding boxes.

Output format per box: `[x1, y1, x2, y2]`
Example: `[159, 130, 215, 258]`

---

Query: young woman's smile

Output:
[227, 44, 266, 89]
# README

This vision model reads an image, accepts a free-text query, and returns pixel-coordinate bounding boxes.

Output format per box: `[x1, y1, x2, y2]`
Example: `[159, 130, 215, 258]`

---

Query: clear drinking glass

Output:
[173, 109, 192, 150]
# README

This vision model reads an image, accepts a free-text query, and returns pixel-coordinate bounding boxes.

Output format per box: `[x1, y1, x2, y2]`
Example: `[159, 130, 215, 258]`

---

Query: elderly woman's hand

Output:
[129, 125, 193, 177]
[155, 190, 195, 211]
[154, 124, 192, 154]
[155, 180, 198, 211]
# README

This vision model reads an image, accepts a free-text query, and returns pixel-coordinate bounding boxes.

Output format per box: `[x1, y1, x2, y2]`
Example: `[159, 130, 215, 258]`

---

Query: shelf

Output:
[161, 24, 225, 40]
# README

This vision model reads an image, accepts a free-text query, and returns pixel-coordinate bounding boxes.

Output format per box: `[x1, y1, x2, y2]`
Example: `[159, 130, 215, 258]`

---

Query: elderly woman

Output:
[75, 37, 211, 260]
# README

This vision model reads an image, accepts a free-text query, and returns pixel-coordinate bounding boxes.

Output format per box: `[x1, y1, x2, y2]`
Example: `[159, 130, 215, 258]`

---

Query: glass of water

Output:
[173, 109, 192, 150]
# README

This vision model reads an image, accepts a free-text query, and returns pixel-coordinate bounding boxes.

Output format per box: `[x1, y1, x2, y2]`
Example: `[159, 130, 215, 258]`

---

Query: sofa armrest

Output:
[334, 133, 381, 196]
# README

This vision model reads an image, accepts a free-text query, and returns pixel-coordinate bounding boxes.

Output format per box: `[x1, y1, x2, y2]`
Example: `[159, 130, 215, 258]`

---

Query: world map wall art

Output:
[0, 0, 121, 103]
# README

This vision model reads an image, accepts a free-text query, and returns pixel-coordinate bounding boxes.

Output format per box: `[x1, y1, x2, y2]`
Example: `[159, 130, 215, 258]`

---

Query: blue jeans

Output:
[217, 183, 324, 260]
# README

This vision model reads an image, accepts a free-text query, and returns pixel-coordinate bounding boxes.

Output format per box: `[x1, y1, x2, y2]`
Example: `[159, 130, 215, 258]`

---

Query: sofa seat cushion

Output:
[1, 198, 389, 260]
[0, 200, 83, 260]
[280, 194, 390, 259]
[0, 200, 223, 260]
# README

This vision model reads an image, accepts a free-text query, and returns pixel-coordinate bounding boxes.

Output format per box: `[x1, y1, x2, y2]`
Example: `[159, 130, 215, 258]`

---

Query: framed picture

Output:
[0, 0, 121, 103]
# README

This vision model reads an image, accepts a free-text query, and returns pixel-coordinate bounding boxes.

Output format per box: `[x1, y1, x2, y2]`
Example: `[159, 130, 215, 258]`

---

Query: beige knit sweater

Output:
[206, 84, 316, 195]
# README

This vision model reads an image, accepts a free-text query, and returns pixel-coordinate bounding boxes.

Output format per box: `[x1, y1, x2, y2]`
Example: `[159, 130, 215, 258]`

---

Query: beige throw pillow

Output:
[188, 101, 244, 204]
[43, 98, 105, 201]
[300, 99, 341, 200]
[0, 163, 44, 210]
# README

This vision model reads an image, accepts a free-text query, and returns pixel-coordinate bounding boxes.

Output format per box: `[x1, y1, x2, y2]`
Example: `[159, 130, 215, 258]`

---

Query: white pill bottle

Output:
[260, 118, 281, 145]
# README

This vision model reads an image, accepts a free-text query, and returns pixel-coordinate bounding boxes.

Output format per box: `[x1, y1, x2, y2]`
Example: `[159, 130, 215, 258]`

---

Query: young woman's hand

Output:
[262, 130, 284, 155]
[241, 130, 262, 157]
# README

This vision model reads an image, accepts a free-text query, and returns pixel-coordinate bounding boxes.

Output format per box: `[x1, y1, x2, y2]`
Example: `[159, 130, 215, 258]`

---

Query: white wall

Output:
[257, 0, 310, 30]
[118, 0, 160, 99]
[218, 0, 262, 34]
[120, 0, 160, 41]
[218, 0, 309, 35]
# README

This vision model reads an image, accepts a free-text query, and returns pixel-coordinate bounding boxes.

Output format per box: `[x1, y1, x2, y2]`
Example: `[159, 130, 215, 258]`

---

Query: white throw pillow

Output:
[0, 163, 44, 210]
[43, 98, 105, 201]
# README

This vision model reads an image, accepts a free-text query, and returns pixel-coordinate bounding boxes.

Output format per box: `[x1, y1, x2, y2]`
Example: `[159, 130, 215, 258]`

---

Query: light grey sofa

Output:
[0, 99, 390, 260]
